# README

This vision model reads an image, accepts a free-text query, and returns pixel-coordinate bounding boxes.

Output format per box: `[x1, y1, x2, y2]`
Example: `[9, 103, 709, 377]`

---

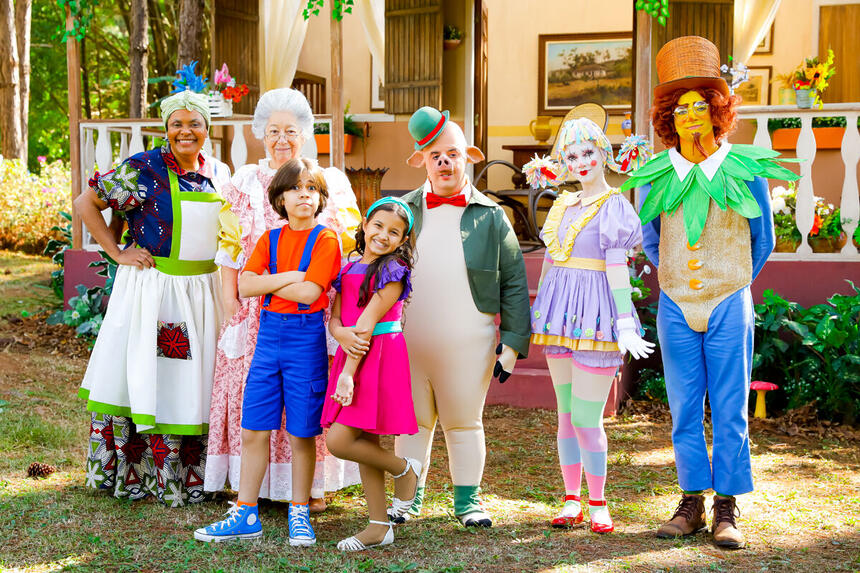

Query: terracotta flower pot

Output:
[807, 233, 846, 253]
[314, 133, 355, 154]
[771, 127, 846, 150]
[775, 236, 800, 253]
[443, 39, 461, 51]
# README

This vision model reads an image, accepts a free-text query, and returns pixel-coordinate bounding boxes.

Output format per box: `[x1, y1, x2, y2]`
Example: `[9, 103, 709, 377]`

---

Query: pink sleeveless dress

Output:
[321, 260, 417, 435]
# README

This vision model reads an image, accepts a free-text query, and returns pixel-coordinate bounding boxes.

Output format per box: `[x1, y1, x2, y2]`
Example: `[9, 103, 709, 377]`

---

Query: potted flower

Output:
[169, 61, 249, 118]
[770, 184, 802, 252]
[808, 199, 848, 253]
[314, 104, 364, 154]
[443, 25, 462, 50]
[211, 63, 249, 116]
[768, 116, 854, 151]
[790, 49, 835, 109]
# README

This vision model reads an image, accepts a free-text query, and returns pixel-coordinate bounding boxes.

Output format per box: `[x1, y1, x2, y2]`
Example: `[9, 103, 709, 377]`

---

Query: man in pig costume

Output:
[392, 106, 531, 527]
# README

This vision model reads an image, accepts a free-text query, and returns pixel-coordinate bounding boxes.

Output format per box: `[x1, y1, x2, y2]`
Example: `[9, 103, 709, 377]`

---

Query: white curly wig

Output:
[251, 88, 314, 141]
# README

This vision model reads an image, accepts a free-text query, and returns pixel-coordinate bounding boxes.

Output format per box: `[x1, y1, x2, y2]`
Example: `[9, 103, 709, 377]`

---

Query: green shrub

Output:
[753, 284, 860, 423]
[0, 158, 72, 254]
[634, 368, 667, 403]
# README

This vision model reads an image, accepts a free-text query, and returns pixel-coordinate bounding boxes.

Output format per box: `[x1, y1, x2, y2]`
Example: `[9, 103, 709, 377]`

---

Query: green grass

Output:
[0, 251, 859, 571]
[0, 250, 59, 317]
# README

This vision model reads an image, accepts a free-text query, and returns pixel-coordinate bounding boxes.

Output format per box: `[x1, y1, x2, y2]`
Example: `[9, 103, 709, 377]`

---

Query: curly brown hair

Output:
[650, 87, 742, 149]
[350, 202, 414, 308]
[268, 157, 328, 218]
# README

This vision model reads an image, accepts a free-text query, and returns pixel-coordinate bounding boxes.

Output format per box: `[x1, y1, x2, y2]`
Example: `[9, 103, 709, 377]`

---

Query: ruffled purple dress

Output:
[531, 192, 643, 368]
[321, 259, 418, 435]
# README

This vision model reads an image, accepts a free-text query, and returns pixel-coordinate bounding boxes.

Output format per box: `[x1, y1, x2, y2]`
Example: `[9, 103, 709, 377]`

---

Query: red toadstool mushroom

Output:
[750, 381, 779, 418]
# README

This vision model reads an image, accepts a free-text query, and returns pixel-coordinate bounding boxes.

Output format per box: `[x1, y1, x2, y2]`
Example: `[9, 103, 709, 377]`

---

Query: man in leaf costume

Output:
[621, 36, 799, 549]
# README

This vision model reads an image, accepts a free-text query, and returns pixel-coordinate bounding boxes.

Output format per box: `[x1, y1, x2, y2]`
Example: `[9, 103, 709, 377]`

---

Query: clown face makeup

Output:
[562, 141, 605, 185]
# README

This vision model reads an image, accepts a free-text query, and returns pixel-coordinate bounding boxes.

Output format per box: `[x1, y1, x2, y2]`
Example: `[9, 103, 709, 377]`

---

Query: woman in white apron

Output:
[75, 91, 240, 507]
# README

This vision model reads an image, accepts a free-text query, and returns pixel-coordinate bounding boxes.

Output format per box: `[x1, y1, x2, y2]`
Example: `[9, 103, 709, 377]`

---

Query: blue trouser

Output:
[657, 287, 755, 496]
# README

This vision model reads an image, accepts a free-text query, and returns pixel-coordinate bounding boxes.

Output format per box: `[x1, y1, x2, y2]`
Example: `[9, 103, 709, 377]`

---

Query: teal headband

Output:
[366, 197, 414, 233]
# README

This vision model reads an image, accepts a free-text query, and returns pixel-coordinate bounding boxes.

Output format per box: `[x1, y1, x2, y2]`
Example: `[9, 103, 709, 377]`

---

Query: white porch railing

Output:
[76, 115, 334, 249]
[738, 103, 860, 261]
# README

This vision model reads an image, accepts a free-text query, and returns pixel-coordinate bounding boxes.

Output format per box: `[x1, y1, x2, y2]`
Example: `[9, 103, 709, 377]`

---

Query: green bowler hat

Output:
[408, 106, 450, 150]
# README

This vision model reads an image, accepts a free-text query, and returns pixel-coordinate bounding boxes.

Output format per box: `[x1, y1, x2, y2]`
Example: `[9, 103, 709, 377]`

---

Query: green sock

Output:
[453, 485, 482, 516]
[714, 492, 735, 499]
[683, 490, 704, 495]
[408, 486, 425, 516]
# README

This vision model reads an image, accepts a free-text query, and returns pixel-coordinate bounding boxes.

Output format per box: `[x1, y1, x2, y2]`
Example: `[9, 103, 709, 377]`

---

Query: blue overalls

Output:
[241, 225, 330, 438]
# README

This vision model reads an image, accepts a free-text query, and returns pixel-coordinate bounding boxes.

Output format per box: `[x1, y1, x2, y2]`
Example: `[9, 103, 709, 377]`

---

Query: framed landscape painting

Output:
[736, 66, 772, 106]
[538, 32, 633, 116]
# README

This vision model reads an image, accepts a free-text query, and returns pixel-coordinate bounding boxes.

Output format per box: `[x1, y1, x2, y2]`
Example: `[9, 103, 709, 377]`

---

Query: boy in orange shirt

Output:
[195, 158, 341, 546]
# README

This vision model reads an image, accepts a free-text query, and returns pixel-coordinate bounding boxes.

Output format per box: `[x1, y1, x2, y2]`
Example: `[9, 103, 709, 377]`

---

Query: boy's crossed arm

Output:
[238, 270, 322, 306]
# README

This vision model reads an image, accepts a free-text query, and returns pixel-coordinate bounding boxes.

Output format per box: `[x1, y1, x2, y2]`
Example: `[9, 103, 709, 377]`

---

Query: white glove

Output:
[615, 317, 655, 360]
[493, 344, 518, 383]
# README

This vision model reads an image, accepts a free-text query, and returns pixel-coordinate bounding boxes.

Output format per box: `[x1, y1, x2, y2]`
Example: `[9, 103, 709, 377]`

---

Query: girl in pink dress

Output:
[321, 197, 421, 552]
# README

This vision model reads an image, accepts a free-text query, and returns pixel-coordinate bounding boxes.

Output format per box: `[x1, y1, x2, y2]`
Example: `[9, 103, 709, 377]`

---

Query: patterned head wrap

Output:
[160, 90, 211, 130]
[552, 117, 622, 174]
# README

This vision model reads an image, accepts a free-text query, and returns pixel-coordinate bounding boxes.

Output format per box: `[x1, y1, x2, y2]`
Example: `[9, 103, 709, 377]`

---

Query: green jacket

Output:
[401, 185, 531, 357]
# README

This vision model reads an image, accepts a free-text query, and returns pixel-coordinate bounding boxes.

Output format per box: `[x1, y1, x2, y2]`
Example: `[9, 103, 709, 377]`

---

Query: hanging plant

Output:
[635, 0, 670, 27]
[302, 0, 355, 21]
[56, 0, 100, 41]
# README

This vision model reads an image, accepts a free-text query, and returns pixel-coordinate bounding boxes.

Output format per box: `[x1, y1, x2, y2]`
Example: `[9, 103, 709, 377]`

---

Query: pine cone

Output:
[26, 462, 56, 478]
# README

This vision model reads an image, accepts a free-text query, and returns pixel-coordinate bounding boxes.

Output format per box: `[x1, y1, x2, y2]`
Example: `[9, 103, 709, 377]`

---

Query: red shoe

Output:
[551, 495, 584, 528]
[589, 499, 614, 534]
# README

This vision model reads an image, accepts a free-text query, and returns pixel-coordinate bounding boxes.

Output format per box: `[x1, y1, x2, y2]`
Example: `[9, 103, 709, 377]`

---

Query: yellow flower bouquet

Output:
[792, 49, 836, 108]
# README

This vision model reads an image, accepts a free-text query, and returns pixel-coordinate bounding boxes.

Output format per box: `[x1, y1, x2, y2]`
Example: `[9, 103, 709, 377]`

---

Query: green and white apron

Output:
[79, 171, 225, 435]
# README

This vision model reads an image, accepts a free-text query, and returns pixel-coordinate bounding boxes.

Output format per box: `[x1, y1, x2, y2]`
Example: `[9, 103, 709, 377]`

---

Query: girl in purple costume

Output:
[527, 118, 654, 533]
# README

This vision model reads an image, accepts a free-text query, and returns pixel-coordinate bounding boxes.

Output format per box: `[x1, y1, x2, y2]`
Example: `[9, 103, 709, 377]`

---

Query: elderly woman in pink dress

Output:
[205, 88, 361, 511]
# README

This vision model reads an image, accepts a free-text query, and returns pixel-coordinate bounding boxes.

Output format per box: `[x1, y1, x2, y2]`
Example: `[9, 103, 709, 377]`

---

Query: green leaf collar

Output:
[621, 143, 801, 245]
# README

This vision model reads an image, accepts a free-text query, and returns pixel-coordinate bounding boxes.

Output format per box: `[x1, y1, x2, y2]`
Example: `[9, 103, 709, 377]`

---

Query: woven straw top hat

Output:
[654, 36, 729, 98]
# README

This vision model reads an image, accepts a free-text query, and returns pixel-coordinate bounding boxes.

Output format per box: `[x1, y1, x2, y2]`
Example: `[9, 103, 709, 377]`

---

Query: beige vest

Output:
[658, 201, 752, 332]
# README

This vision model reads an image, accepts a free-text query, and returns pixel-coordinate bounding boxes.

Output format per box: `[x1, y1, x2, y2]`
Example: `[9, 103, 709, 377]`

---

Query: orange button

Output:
[688, 259, 703, 270]
[689, 278, 704, 290]
[686, 241, 701, 251]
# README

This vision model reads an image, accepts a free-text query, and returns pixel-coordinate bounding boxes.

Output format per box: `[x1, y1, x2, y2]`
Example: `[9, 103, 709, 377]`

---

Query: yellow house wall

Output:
[259, 1, 841, 195]
[484, 0, 634, 190]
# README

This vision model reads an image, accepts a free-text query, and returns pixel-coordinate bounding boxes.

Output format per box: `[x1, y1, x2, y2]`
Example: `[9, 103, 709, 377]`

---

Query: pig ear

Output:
[407, 150, 425, 168]
[465, 146, 485, 164]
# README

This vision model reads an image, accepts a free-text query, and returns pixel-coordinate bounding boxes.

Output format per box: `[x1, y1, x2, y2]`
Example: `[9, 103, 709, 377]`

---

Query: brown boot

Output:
[711, 495, 745, 549]
[656, 493, 707, 538]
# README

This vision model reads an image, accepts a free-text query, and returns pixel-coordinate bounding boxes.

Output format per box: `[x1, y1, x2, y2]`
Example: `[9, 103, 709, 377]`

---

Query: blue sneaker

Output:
[194, 502, 263, 543]
[288, 503, 316, 547]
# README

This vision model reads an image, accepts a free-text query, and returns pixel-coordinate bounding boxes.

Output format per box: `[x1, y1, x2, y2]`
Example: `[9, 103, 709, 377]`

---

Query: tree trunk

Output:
[81, 36, 92, 119]
[178, 0, 203, 67]
[14, 0, 30, 161]
[129, 0, 149, 118]
[0, 0, 22, 159]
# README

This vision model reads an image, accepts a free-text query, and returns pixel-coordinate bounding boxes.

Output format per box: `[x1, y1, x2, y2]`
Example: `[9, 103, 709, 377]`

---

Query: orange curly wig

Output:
[650, 87, 742, 149]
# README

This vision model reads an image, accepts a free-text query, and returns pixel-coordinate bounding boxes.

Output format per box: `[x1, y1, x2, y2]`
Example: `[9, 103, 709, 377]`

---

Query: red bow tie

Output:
[426, 192, 467, 209]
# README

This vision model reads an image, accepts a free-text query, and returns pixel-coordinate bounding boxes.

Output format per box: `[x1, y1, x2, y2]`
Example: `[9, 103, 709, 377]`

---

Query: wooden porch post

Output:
[330, 6, 344, 170]
[66, 6, 83, 250]
[633, 8, 652, 138]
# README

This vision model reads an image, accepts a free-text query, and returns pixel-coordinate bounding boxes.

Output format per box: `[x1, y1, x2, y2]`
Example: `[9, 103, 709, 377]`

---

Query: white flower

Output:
[771, 185, 788, 198]
[71, 310, 80, 320]
[771, 196, 787, 214]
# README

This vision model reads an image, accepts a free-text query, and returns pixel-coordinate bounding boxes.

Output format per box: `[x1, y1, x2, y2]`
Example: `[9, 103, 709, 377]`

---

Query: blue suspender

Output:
[262, 225, 325, 310]
[296, 225, 324, 310]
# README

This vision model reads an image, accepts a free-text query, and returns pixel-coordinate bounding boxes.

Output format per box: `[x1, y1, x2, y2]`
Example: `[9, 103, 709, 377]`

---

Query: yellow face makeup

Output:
[673, 91, 714, 143]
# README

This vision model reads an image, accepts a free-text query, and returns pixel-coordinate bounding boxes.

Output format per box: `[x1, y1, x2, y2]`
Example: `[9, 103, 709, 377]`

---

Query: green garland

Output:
[303, 0, 354, 21]
[56, 0, 99, 42]
[620, 144, 800, 245]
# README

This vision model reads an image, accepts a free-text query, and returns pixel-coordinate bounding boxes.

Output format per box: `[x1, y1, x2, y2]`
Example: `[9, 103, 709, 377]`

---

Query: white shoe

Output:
[388, 457, 422, 520]
[336, 520, 394, 552]
[457, 509, 493, 528]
